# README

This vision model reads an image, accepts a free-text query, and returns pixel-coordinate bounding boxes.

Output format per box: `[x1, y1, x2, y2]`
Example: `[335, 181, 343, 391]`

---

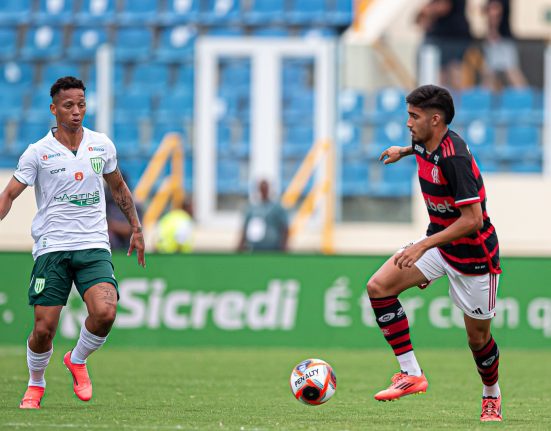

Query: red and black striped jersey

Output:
[412, 130, 501, 275]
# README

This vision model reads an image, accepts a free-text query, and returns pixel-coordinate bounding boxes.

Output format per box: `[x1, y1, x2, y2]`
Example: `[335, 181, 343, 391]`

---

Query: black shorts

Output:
[28, 248, 118, 306]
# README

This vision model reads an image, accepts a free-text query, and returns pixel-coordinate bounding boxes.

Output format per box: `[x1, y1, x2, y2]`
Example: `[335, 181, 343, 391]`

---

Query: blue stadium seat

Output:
[329, 0, 353, 26]
[281, 158, 302, 190]
[502, 126, 541, 162]
[207, 27, 246, 36]
[118, 0, 159, 25]
[117, 158, 149, 189]
[160, 0, 200, 25]
[289, 0, 327, 25]
[252, 27, 290, 37]
[494, 87, 541, 125]
[244, 0, 286, 25]
[283, 126, 314, 157]
[27, 87, 55, 121]
[175, 63, 194, 88]
[301, 27, 338, 39]
[283, 90, 314, 120]
[455, 87, 492, 124]
[0, 0, 32, 25]
[152, 119, 189, 149]
[342, 161, 369, 196]
[0, 62, 34, 88]
[509, 159, 542, 173]
[201, 0, 241, 24]
[217, 121, 249, 156]
[0, 28, 18, 61]
[75, 0, 116, 24]
[21, 26, 64, 60]
[367, 121, 407, 159]
[114, 90, 152, 121]
[67, 27, 108, 61]
[463, 120, 495, 160]
[0, 87, 27, 120]
[156, 26, 197, 63]
[339, 89, 365, 122]
[34, 0, 76, 24]
[113, 120, 141, 156]
[87, 62, 126, 89]
[217, 158, 248, 194]
[131, 63, 171, 92]
[337, 122, 362, 157]
[367, 160, 414, 198]
[115, 28, 153, 62]
[16, 120, 53, 151]
[366, 87, 407, 123]
[156, 88, 194, 122]
[42, 63, 81, 87]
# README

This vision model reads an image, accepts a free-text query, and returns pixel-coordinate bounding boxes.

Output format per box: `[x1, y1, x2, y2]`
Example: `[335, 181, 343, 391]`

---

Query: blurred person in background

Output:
[416, 0, 472, 90]
[368, 85, 502, 422]
[237, 179, 289, 252]
[482, 0, 527, 90]
[105, 170, 144, 251]
[155, 197, 194, 253]
[0, 77, 145, 409]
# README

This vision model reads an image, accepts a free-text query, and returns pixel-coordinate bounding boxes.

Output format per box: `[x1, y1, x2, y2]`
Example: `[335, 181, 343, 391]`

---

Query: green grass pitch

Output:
[1, 347, 550, 430]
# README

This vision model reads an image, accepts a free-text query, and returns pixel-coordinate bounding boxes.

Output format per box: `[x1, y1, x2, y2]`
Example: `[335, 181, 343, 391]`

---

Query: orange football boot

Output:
[63, 351, 92, 401]
[374, 372, 428, 401]
[20, 385, 45, 409]
[481, 395, 502, 422]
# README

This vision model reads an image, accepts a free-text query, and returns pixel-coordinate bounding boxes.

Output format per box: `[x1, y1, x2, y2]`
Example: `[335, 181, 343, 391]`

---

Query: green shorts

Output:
[28, 248, 119, 306]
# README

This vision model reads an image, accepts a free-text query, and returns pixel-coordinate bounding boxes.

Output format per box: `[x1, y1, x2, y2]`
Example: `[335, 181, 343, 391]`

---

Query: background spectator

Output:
[155, 198, 194, 253]
[237, 179, 289, 252]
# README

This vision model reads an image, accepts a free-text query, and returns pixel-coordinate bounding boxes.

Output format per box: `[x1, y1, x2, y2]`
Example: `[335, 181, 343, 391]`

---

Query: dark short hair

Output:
[50, 76, 86, 99]
[406, 85, 455, 124]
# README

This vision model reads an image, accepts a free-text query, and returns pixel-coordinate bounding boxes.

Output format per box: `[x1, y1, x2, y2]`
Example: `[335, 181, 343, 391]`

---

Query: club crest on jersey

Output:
[75, 172, 84, 181]
[431, 166, 441, 184]
[90, 157, 104, 174]
[34, 278, 45, 294]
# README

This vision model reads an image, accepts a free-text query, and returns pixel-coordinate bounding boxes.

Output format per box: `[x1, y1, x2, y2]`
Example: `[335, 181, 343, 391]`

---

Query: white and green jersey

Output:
[14, 127, 118, 259]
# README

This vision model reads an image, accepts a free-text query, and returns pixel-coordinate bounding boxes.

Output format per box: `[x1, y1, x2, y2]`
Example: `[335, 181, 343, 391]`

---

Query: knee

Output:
[91, 305, 117, 330]
[33, 321, 57, 344]
[366, 276, 385, 298]
[467, 330, 491, 351]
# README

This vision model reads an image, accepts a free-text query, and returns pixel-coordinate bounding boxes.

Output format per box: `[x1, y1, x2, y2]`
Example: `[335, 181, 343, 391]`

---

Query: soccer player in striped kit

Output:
[368, 85, 502, 421]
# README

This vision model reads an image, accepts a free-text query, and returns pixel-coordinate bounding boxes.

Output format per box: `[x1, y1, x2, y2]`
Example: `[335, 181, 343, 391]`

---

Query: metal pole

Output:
[95, 43, 113, 137]
[418, 44, 440, 86]
[543, 44, 551, 177]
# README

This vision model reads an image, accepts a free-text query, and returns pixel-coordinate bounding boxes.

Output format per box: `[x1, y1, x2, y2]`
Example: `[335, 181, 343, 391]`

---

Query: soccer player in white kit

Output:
[0, 76, 146, 408]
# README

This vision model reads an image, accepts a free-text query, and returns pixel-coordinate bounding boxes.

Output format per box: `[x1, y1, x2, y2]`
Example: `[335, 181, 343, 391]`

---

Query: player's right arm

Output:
[0, 177, 27, 221]
[379, 146, 413, 165]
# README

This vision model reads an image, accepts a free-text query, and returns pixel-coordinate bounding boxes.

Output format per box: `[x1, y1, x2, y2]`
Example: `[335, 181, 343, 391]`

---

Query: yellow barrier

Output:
[281, 139, 335, 254]
[134, 133, 185, 231]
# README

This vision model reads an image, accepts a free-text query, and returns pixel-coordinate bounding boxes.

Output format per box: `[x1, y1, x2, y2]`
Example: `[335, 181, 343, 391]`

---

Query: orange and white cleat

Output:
[63, 351, 92, 401]
[374, 371, 428, 401]
[19, 385, 45, 409]
[481, 395, 502, 422]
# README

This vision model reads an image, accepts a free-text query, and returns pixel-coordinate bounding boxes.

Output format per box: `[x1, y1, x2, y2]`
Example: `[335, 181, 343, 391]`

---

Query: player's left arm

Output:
[103, 167, 146, 267]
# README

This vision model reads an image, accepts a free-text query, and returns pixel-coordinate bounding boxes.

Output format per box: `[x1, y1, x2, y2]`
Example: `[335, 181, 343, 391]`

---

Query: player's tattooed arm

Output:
[104, 167, 146, 267]
[104, 167, 141, 229]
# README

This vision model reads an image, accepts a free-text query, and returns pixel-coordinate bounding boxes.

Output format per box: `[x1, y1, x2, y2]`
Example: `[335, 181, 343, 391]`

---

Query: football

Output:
[289, 358, 337, 405]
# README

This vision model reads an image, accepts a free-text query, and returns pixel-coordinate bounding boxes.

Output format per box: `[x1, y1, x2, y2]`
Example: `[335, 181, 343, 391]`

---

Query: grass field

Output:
[0, 347, 550, 430]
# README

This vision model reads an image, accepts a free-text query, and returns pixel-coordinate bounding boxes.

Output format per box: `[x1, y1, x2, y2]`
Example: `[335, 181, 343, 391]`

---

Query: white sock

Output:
[27, 341, 53, 388]
[397, 351, 422, 376]
[70, 324, 108, 364]
[483, 382, 501, 398]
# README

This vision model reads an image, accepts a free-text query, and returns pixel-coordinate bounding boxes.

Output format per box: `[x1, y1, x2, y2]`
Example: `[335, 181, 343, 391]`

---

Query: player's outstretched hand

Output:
[379, 146, 403, 165]
[128, 230, 146, 267]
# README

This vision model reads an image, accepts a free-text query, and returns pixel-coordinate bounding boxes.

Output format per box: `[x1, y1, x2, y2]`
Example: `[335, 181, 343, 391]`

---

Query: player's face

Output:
[50, 88, 86, 132]
[406, 104, 433, 143]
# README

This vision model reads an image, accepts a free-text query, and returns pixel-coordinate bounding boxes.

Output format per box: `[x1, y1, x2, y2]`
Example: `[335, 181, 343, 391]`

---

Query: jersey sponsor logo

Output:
[88, 146, 105, 152]
[50, 168, 66, 174]
[90, 157, 104, 174]
[425, 197, 454, 213]
[54, 190, 100, 206]
[481, 355, 496, 367]
[34, 278, 45, 294]
[42, 153, 61, 161]
[431, 166, 441, 184]
[75, 172, 84, 181]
